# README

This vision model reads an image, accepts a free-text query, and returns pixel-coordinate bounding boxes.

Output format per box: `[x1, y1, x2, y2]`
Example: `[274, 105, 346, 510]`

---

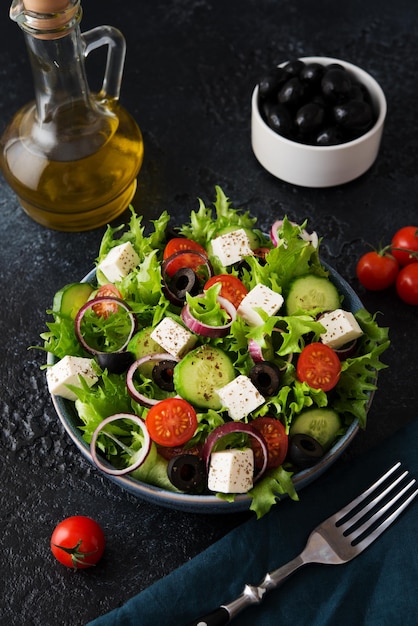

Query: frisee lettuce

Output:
[39, 186, 390, 518]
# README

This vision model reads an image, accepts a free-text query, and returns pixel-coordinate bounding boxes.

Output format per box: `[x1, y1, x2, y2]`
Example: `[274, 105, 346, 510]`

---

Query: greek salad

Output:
[41, 187, 389, 518]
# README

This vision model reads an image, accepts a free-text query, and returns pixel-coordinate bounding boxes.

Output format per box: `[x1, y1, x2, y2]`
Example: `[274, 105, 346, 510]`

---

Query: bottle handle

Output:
[81, 25, 126, 101]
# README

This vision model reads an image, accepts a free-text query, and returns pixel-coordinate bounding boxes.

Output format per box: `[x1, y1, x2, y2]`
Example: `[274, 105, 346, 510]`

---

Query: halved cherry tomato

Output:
[204, 274, 248, 309]
[356, 251, 399, 290]
[163, 237, 208, 260]
[396, 263, 418, 305]
[391, 226, 418, 266]
[296, 342, 341, 392]
[92, 284, 123, 318]
[146, 398, 198, 447]
[50, 516, 105, 570]
[251, 416, 288, 469]
[163, 238, 210, 278]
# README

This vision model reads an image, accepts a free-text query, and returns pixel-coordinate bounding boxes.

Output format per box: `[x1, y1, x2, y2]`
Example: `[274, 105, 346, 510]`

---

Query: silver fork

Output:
[188, 462, 418, 626]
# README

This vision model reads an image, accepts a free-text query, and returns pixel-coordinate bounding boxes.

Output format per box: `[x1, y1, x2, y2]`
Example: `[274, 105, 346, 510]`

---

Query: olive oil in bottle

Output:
[0, 0, 144, 231]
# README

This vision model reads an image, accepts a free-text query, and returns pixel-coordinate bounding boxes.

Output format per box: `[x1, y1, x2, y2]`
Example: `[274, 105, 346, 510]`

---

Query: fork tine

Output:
[337, 470, 409, 532]
[353, 484, 418, 552]
[329, 462, 401, 524]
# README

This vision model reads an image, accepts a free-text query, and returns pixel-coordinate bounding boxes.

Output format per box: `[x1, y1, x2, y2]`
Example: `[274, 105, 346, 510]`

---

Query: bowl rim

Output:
[47, 260, 370, 513]
[252, 55, 387, 152]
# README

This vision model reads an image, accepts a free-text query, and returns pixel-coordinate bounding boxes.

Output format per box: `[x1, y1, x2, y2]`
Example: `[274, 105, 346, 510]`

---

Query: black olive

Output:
[249, 361, 281, 396]
[295, 102, 325, 135]
[299, 62, 324, 86]
[278, 77, 306, 108]
[266, 103, 294, 137]
[321, 67, 352, 102]
[152, 359, 177, 391]
[282, 59, 306, 77]
[333, 100, 374, 132]
[288, 433, 324, 469]
[315, 125, 344, 146]
[97, 351, 134, 374]
[169, 267, 201, 301]
[167, 454, 206, 493]
[259, 67, 288, 99]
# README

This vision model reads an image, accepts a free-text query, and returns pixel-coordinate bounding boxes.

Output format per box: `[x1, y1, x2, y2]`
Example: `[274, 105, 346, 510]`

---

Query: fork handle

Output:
[187, 555, 305, 625]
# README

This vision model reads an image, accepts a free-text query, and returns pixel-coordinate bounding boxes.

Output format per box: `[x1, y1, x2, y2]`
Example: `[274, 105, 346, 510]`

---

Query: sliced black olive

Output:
[249, 361, 281, 396]
[295, 102, 325, 135]
[167, 454, 206, 493]
[172, 267, 200, 298]
[152, 359, 177, 391]
[97, 351, 134, 374]
[288, 433, 324, 469]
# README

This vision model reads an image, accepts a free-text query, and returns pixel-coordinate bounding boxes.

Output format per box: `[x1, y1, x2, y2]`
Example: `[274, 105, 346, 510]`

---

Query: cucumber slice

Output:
[128, 327, 168, 378]
[289, 408, 341, 450]
[53, 282, 94, 319]
[286, 274, 340, 315]
[173, 345, 235, 410]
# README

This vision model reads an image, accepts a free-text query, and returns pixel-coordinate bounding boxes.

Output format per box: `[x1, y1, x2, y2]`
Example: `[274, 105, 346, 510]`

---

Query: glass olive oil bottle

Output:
[0, 0, 144, 231]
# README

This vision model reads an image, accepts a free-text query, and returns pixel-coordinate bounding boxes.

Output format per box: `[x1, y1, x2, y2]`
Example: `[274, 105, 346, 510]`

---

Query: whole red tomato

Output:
[396, 263, 418, 305]
[391, 226, 418, 266]
[356, 251, 399, 290]
[50, 516, 105, 569]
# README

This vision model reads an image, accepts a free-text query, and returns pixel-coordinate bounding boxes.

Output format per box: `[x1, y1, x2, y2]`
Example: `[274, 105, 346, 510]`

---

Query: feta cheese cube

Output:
[216, 375, 264, 421]
[46, 355, 98, 401]
[97, 241, 140, 283]
[237, 283, 284, 326]
[150, 317, 197, 358]
[208, 448, 254, 493]
[211, 229, 254, 266]
[319, 309, 363, 349]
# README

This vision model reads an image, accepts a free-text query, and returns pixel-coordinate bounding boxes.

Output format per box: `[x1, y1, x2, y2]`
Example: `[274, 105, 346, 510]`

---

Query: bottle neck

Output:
[24, 23, 93, 123]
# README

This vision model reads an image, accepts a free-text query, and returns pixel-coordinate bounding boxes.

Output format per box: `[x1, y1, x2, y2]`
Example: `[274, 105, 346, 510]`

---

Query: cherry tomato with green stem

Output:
[356, 250, 399, 291]
[50, 516, 105, 570]
[396, 263, 418, 305]
[391, 226, 418, 266]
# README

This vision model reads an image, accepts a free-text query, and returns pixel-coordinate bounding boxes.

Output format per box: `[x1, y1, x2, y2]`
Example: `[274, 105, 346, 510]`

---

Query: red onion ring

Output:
[75, 296, 137, 355]
[126, 353, 180, 406]
[202, 421, 269, 483]
[90, 413, 151, 476]
[181, 295, 237, 338]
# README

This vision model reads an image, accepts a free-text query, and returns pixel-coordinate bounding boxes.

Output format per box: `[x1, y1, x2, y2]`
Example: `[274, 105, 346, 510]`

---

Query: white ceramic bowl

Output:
[251, 56, 387, 187]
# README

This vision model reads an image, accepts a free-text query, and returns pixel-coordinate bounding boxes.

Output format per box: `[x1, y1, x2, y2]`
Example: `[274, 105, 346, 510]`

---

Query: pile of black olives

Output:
[258, 59, 377, 146]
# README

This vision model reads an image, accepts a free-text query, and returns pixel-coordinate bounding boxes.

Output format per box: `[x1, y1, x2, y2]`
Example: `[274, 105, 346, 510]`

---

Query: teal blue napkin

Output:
[88, 419, 418, 626]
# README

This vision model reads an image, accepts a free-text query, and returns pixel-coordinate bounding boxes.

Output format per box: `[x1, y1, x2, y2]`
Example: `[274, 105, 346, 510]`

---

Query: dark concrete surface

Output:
[0, 0, 417, 624]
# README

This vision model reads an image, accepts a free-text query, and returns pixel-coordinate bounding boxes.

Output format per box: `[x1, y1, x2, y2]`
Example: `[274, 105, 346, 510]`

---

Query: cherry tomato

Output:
[92, 284, 123, 318]
[296, 342, 341, 392]
[50, 516, 105, 570]
[391, 226, 418, 266]
[396, 263, 418, 305]
[204, 274, 248, 308]
[146, 397, 198, 447]
[356, 251, 399, 290]
[251, 416, 288, 469]
[162, 238, 210, 278]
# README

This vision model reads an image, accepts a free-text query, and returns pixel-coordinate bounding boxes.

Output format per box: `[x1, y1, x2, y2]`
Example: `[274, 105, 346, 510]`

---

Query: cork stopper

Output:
[11, 0, 80, 38]
[23, 0, 70, 12]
